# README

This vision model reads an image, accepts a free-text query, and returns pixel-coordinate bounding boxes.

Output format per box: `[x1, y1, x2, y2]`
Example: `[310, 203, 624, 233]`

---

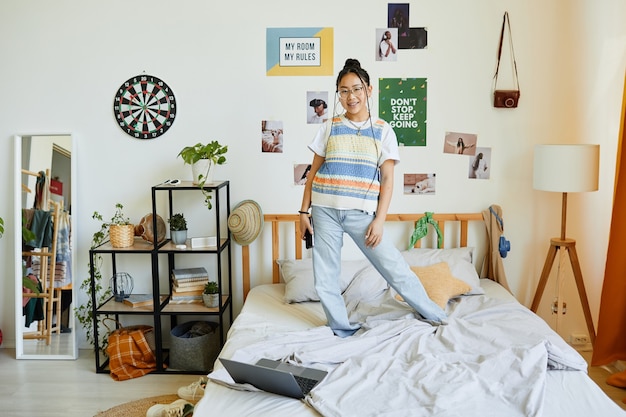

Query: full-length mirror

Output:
[14, 134, 77, 359]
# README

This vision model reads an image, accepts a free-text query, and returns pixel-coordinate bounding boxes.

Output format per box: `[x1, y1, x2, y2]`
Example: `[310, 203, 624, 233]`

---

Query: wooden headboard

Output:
[240, 213, 484, 299]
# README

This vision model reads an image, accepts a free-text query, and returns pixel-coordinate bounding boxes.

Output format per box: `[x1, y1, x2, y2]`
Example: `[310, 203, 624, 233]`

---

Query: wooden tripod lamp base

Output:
[531, 144, 600, 347]
[530, 237, 596, 345]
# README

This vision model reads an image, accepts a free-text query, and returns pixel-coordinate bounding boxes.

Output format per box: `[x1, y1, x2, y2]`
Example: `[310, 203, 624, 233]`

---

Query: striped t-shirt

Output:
[311, 116, 387, 213]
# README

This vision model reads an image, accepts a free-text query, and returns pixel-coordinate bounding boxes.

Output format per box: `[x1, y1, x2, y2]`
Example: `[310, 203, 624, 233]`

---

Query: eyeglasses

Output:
[337, 85, 365, 99]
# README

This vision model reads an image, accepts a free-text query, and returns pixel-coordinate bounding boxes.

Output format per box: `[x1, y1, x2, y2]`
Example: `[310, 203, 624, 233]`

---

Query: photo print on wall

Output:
[401, 28, 428, 49]
[376, 28, 398, 62]
[307, 91, 329, 124]
[388, 3, 410, 39]
[468, 147, 491, 179]
[261, 120, 284, 153]
[404, 173, 436, 195]
[443, 132, 477, 155]
[294, 163, 312, 185]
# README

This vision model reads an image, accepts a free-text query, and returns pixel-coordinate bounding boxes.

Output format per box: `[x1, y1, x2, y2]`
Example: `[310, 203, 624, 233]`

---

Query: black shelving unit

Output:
[89, 180, 232, 374]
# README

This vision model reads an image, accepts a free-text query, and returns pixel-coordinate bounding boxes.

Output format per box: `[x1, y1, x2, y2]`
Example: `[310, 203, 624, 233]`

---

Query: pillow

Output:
[401, 247, 484, 295]
[277, 258, 368, 303]
[394, 262, 472, 309]
[342, 264, 390, 304]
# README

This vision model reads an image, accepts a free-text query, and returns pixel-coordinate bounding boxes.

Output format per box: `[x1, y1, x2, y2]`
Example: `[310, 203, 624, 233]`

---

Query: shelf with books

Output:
[96, 295, 168, 313]
[89, 180, 232, 375]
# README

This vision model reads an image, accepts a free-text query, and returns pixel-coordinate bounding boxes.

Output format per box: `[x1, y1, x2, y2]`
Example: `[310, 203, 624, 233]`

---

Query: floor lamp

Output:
[530, 144, 600, 345]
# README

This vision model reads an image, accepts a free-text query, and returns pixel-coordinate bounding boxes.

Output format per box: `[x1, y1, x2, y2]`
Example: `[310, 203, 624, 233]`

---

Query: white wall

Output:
[0, 0, 624, 349]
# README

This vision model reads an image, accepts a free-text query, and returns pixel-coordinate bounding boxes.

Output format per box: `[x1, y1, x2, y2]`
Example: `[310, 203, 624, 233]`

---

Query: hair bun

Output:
[343, 58, 361, 70]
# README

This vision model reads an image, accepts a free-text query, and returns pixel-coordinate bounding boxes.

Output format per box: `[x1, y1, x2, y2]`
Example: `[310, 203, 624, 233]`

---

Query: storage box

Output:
[190, 236, 217, 248]
[169, 321, 220, 372]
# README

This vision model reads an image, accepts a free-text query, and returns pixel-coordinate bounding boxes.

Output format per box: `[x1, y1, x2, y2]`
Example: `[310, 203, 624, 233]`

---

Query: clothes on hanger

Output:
[480, 204, 511, 291]
[22, 208, 53, 249]
[34, 170, 50, 210]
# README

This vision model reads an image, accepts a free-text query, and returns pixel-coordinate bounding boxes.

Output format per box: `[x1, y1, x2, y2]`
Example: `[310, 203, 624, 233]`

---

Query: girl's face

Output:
[338, 72, 372, 120]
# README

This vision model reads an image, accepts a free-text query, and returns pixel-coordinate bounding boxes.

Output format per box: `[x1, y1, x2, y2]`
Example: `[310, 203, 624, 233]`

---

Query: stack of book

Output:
[122, 294, 154, 308]
[170, 267, 208, 304]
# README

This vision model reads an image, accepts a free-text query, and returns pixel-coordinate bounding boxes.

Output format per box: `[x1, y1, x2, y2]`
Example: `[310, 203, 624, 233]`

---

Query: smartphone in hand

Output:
[305, 229, 313, 248]
[305, 218, 313, 248]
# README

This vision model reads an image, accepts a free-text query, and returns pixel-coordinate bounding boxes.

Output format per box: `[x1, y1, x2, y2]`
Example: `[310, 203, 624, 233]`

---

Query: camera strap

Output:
[489, 206, 504, 231]
[493, 11, 520, 91]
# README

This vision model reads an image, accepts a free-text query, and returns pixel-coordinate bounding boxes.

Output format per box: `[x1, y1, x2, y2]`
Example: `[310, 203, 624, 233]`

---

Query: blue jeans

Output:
[312, 206, 447, 337]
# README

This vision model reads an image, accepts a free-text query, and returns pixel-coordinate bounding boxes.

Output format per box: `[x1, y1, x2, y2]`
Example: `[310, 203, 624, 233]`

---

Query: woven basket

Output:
[110, 224, 135, 248]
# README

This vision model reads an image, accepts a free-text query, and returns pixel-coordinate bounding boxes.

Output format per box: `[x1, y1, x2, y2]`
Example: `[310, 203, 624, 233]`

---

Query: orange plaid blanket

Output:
[107, 324, 157, 381]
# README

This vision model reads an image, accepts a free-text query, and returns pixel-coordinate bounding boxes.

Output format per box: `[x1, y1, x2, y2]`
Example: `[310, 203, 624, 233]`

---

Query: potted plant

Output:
[168, 213, 188, 245]
[202, 281, 220, 308]
[108, 203, 134, 248]
[177, 141, 228, 210]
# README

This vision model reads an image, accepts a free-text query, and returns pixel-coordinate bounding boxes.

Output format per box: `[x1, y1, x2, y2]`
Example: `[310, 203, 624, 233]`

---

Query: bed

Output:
[194, 213, 625, 417]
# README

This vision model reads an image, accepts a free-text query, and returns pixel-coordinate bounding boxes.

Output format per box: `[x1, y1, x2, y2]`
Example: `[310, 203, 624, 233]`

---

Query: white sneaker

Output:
[177, 376, 208, 402]
[146, 399, 194, 417]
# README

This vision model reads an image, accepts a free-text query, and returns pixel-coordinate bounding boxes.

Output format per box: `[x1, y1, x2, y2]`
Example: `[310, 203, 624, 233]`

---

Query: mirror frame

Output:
[14, 134, 78, 360]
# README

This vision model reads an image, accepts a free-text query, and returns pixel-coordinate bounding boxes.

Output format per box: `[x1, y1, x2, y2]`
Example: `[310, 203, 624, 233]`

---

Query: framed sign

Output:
[266, 28, 334, 76]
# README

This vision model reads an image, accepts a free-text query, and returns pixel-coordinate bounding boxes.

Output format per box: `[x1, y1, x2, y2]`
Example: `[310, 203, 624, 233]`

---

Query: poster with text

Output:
[379, 78, 427, 146]
[266, 28, 334, 76]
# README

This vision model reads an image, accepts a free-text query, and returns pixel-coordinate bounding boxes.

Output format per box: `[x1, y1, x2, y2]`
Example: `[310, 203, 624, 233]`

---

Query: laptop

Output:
[219, 357, 328, 399]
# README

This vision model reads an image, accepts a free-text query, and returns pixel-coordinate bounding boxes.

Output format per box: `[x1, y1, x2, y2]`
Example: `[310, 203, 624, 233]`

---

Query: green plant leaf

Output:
[408, 212, 442, 249]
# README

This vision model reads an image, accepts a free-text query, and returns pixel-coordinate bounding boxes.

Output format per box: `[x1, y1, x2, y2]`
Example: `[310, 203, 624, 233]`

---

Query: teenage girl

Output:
[299, 58, 446, 337]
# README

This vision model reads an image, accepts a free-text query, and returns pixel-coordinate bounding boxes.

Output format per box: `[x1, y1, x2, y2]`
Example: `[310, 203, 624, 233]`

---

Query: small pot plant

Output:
[203, 281, 220, 308]
[168, 213, 188, 245]
[108, 203, 134, 248]
[177, 141, 228, 210]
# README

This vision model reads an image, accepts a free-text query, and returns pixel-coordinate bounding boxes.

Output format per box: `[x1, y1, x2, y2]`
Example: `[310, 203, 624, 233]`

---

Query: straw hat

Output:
[228, 200, 263, 246]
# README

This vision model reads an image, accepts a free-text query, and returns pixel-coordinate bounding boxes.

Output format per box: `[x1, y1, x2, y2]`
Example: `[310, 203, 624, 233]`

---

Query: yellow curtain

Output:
[592, 73, 626, 366]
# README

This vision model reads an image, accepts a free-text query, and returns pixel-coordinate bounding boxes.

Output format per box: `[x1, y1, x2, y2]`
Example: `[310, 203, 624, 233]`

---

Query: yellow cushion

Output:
[395, 262, 472, 309]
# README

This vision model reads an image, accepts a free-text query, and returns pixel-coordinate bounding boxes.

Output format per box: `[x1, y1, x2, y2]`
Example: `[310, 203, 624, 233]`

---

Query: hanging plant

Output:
[75, 204, 130, 354]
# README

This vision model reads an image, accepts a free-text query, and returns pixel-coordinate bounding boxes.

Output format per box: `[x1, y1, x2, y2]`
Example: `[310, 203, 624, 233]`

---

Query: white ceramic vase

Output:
[191, 159, 214, 185]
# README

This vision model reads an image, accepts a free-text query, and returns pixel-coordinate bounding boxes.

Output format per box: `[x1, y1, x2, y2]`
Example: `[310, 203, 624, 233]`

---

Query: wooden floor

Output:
[580, 349, 626, 411]
[0, 348, 199, 417]
[0, 348, 624, 416]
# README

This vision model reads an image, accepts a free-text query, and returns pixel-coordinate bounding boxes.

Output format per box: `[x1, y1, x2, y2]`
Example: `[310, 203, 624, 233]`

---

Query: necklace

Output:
[344, 115, 368, 136]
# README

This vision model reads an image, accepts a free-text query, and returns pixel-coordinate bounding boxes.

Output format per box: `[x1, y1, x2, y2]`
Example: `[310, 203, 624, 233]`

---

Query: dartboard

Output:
[113, 74, 176, 139]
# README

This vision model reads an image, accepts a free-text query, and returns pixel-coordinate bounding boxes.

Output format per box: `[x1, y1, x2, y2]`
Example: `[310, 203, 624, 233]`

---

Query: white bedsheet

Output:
[195, 280, 626, 417]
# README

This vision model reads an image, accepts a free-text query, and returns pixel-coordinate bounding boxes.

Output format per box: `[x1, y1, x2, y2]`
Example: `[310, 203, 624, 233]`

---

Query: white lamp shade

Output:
[533, 144, 600, 192]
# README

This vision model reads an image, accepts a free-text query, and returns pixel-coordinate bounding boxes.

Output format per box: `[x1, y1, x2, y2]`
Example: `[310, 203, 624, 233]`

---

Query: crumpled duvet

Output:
[209, 291, 587, 417]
